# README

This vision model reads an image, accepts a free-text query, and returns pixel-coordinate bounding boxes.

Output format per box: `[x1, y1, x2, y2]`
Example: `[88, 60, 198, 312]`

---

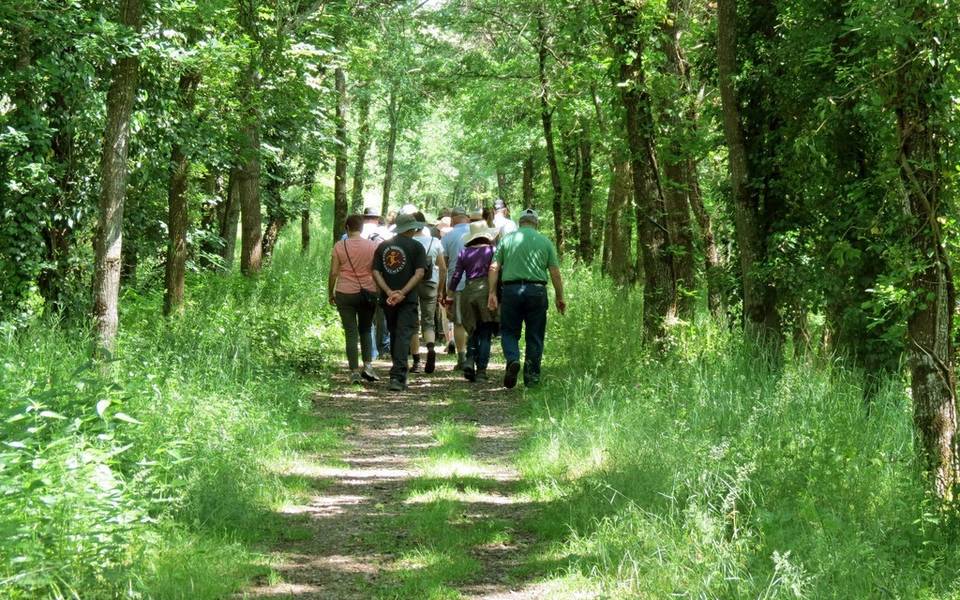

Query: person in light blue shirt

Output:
[441, 207, 471, 369]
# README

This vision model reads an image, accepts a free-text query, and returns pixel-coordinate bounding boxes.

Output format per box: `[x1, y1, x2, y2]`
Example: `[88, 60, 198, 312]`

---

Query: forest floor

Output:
[241, 351, 581, 600]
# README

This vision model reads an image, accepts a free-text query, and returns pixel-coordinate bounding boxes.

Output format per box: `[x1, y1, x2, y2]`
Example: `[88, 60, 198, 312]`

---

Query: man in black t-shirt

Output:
[373, 213, 428, 391]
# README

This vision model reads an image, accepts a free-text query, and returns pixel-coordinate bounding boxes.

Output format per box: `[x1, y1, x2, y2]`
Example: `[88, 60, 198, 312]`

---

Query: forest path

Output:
[241, 352, 556, 599]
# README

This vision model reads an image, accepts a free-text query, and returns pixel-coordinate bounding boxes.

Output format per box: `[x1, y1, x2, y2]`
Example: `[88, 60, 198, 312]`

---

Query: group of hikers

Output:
[327, 200, 566, 392]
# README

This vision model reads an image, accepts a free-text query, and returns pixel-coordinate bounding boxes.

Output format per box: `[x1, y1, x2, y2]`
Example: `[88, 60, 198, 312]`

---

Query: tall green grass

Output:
[0, 226, 341, 598]
[520, 268, 960, 598]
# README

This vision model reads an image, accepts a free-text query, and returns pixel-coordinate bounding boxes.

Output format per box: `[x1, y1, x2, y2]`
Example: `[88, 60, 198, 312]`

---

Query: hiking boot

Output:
[463, 364, 476, 382]
[410, 357, 421, 373]
[446, 341, 455, 354]
[503, 361, 521, 389]
[361, 365, 380, 382]
[476, 369, 488, 382]
[425, 347, 437, 374]
[454, 357, 464, 371]
[524, 376, 540, 388]
[388, 379, 406, 392]
[350, 371, 363, 385]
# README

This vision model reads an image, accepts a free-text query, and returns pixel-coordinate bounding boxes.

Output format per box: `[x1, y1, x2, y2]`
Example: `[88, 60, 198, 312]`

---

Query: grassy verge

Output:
[0, 226, 347, 598]
[516, 268, 960, 598]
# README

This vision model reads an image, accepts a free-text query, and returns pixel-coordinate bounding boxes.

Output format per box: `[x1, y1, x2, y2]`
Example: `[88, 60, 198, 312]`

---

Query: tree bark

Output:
[496, 168, 508, 202]
[562, 130, 580, 251]
[604, 160, 632, 284]
[522, 154, 535, 208]
[895, 3, 958, 500]
[687, 165, 723, 316]
[92, 0, 143, 355]
[661, 0, 705, 318]
[163, 69, 201, 316]
[537, 15, 564, 250]
[381, 87, 399, 217]
[350, 87, 372, 212]
[577, 121, 594, 262]
[717, 0, 779, 343]
[237, 3, 263, 276]
[613, 0, 675, 341]
[333, 67, 349, 242]
[302, 166, 314, 254]
[219, 168, 241, 270]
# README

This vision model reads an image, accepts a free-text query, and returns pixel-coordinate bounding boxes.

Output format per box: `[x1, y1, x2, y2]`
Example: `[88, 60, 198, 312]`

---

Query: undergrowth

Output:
[0, 226, 341, 598]
[520, 267, 960, 599]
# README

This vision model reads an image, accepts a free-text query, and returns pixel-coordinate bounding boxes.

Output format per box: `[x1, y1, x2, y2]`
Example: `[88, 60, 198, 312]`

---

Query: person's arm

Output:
[549, 266, 566, 315]
[372, 270, 391, 295]
[328, 247, 340, 305]
[448, 249, 467, 294]
[436, 253, 448, 301]
[487, 260, 501, 311]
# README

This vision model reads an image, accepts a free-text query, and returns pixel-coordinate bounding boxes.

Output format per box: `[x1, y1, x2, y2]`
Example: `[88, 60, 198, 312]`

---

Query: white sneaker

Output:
[361, 365, 380, 382]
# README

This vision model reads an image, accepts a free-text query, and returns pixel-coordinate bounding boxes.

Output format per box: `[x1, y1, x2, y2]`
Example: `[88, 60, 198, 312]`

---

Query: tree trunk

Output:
[220, 168, 241, 270]
[261, 166, 286, 258]
[895, 4, 958, 501]
[578, 120, 594, 262]
[717, 0, 779, 343]
[522, 154, 535, 208]
[333, 67, 349, 242]
[562, 129, 580, 252]
[40, 90, 76, 313]
[164, 69, 201, 317]
[350, 88, 372, 212]
[381, 88, 399, 217]
[537, 16, 564, 249]
[688, 164, 723, 316]
[237, 3, 263, 276]
[496, 168, 508, 202]
[92, 0, 143, 355]
[605, 160, 632, 284]
[661, 0, 703, 318]
[613, 0, 675, 341]
[302, 166, 314, 254]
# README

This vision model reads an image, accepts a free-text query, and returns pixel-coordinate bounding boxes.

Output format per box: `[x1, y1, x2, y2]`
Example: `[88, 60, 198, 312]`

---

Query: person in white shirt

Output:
[493, 198, 518, 239]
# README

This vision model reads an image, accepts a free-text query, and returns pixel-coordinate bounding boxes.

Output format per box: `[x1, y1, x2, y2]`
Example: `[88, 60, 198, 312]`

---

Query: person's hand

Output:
[387, 290, 404, 306]
[488, 294, 499, 312]
[328, 294, 337, 306]
[556, 296, 567, 315]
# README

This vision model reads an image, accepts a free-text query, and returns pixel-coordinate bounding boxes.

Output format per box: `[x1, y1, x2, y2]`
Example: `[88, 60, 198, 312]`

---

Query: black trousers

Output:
[384, 301, 419, 384]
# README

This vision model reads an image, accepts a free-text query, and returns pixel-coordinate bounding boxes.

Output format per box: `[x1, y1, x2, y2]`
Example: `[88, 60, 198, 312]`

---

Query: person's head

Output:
[482, 206, 495, 227]
[440, 207, 452, 219]
[518, 208, 539, 229]
[469, 209, 484, 223]
[387, 210, 398, 226]
[400, 203, 419, 216]
[345, 214, 364, 233]
[362, 207, 380, 222]
[464, 220, 496, 247]
[494, 198, 509, 216]
[394, 212, 425, 238]
[413, 211, 428, 225]
[450, 207, 469, 225]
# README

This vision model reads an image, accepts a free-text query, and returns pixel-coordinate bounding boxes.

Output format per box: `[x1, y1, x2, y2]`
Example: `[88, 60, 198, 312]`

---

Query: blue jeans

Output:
[466, 322, 496, 371]
[499, 283, 548, 381]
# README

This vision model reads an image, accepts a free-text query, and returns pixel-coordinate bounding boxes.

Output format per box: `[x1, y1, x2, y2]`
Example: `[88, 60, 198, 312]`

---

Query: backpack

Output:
[423, 237, 435, 278]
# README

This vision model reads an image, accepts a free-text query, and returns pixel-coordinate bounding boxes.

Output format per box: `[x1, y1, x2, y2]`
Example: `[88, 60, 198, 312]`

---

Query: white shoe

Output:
[361, 365, 380, 382]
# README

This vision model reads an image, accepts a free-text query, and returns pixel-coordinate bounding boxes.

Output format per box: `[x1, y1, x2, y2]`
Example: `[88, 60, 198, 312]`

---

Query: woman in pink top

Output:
[328, 215, 380, 384]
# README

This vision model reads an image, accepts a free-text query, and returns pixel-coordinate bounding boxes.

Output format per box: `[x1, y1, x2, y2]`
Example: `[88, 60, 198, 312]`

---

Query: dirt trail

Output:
[242, 356, 550, 599]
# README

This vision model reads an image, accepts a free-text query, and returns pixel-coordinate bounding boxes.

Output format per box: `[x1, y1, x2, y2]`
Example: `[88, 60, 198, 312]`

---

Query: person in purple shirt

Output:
[447, 221, 499, 382]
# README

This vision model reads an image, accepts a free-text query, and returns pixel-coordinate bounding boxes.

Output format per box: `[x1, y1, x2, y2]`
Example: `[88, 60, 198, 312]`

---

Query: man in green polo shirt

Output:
[487, 208, 566, 388]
